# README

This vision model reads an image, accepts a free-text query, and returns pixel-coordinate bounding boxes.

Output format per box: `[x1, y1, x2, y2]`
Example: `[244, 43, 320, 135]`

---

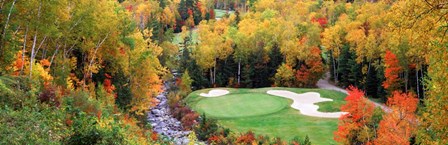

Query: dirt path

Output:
[317, 72, 391, 112]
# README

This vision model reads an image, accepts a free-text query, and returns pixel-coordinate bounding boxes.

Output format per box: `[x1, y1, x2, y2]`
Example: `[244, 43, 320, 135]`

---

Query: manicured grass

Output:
[186, 87, 347, 144]
[315, 90, 347, 112]
[214, 9, 235, 19]
[172, 29, 198, 46]
[195, 93, 289, 118]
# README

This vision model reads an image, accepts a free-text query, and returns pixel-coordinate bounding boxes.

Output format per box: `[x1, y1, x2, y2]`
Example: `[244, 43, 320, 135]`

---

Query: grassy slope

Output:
[186, 87, 347, 144]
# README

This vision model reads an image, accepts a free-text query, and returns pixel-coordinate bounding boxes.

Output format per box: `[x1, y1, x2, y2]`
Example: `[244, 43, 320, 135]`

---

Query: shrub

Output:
[0, 76, 33, 109]
[0, 106, 69, 144]
[171, 103, 199, 130]
[290, 135, 311, 145]
[39, 85, 60, 107]
[236, 131, 256, 144]
[194, 114, 219, 141]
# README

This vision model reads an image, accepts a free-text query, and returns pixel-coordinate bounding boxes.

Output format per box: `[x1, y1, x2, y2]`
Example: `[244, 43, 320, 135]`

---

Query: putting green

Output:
[195, 93, 288, 118]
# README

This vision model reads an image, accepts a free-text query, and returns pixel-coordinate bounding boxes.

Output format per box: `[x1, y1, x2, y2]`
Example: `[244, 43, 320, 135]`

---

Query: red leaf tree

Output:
[311, 17, 328, 27]
[209, 9, 215, 20]
[375, 91, 418, 145]
[334, 86, 376, 144]
[295, 47, 325, 87]
[103, 73, 116, 94]
[383, 50, 402, 92]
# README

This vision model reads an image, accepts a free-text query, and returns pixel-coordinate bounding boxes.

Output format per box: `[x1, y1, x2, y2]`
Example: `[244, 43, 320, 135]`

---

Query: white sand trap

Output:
[267, 90, 347, 118]
[200, 89, 230, 97]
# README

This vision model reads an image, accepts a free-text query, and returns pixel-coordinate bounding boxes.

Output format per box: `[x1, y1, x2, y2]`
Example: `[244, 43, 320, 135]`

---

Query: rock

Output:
[147, 80, 195, 145]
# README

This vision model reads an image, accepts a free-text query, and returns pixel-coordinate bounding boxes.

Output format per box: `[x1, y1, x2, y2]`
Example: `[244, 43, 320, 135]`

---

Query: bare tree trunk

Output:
[223, 0, 227, 10]
[34, 36, 47, 58]
[405, 70, 408, 92]
[49, 44, 60, 69]
[29, 35, 47, 78]
[29, 2, 42, 79]
[29, 32, 38, 78]
[238, 58, 241, 85]
[87, 33, 110, 80]
[216, 0, 219, 9]
[213, 62, 216, 84]
[416, 67, 420, 99]
[420, 69, 425, 99]
[366, 62, 371, 96]
[20, 26, 29, 75]
[336, 56, 341, 83]
[210, 68, 213, 85]
[332, 55, 338, 83]
[0, 0, 17, 53]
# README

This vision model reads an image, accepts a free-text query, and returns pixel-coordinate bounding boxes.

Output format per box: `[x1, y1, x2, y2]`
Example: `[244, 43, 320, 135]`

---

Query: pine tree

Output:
[337, 44, 351, 88]
[348, 52, 362, 87]
[365, 65, 378, 98]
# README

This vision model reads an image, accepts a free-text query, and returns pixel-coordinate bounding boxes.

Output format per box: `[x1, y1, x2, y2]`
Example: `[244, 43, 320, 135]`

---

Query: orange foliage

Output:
[334, 86, 375, 144]
[295, 47, 325, 87]
[65, 118, 73, 126]
[305, 47, 325, 84]
[295, 65, 310, 86]
[236, 131, 256, 144]
[103, 73, 116, 94]
[150, 131, 159, 141]
[96, 110, 102, 121]
[119, 47, 126, 55]
[208, 135, 221, 144]
[40, 59, 51, 67]
[375, 91, 418, 145]
[12, 51, 25, 76]
[383, 50, 402, 91]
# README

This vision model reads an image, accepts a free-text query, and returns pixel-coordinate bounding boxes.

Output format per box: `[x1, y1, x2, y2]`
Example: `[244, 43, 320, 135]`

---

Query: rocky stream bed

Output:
[147, 82, 191, 145]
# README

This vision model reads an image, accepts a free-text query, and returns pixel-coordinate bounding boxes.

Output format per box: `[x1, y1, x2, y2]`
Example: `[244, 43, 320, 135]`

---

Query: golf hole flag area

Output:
[187, 87, 348, 144]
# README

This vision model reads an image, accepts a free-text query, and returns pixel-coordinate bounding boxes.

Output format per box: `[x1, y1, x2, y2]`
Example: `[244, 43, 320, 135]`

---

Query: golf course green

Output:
[186, 87, 347, 144]
[196, 93, 289, 118]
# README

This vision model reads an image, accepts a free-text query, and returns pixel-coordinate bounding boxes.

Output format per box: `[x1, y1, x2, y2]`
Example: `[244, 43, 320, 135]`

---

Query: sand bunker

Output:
[200, 89, 230, 97]
[267, 90, 347, 118]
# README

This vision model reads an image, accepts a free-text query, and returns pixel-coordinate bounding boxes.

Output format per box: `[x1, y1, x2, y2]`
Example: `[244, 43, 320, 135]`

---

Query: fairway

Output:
[186, 87, 347, 144]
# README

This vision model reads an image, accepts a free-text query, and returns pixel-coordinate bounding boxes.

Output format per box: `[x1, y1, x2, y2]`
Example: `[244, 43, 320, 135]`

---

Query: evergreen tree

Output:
[365, 65, 378, 98]
[215, 55, 237, 87]
[178, 0, 189, 20]
[337, 44, 351, 88]
[241, 64, 254, 88]
[348, 52, 362, 87]
[267, 44, 284, 85]
[376, 63, 387, 101]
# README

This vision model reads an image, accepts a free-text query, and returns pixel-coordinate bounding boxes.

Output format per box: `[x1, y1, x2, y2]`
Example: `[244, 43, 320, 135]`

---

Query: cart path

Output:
[317, 72, 391, 112]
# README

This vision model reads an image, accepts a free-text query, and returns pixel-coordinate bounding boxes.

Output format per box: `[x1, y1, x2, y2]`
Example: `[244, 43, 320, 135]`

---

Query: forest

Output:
[0, 0, 446, 144]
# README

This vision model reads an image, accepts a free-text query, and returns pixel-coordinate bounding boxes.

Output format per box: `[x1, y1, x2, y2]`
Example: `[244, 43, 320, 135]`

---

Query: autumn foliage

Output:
[295, 65, 310, 87]
[334, 86, 376, 144]
[209, 9, 215, 20]
[311, 17, 328, 27]
[103, 73, 115, 94]
[236, 131, 256, 144]
[375, 91, 418, 145]
[383, 50, 402, 91]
